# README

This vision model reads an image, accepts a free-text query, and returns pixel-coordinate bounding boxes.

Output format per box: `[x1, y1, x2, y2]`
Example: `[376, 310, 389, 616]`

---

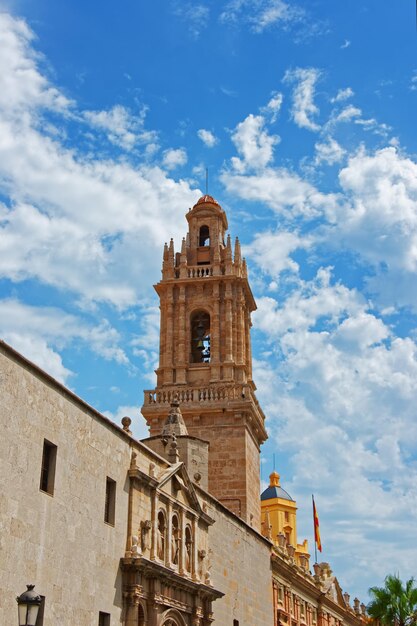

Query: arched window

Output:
[171, 514, 180, 565]
[199, 225, 210, 246]
[157, 511, 166, 561]
[185, 526, 192, 573]
[191, 311, 210, 363]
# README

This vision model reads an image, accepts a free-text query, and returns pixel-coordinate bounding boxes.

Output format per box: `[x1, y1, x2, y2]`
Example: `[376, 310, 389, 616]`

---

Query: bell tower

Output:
[142, 195, 267, 529]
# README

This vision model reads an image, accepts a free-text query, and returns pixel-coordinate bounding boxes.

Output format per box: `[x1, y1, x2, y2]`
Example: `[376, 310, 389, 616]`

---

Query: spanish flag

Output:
[312, 495, 322, 552]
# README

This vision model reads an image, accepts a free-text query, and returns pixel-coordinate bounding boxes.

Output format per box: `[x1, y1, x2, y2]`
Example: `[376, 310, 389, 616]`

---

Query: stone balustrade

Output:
[143, 384, 251, 406]
[186, 265, 214, 278]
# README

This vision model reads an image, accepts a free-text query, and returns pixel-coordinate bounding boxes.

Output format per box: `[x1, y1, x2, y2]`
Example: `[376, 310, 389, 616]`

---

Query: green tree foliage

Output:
[368, 575, 417, 626]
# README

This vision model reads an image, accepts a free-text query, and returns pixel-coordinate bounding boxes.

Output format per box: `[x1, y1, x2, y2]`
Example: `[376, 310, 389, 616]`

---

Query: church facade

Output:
[0, 196, 366, 626]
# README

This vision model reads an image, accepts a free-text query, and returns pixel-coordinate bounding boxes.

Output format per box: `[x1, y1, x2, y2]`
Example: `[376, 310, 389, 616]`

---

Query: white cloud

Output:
[0, 298, 130, 382]
[221, 167, 338, 218]
[84, 104, 158, 151]
[130, 305, 160, 386]
[328, 104, 390, 136]
[314, 137, 345, 165]
[262, 91, 283, 123]
[230, 113, 279, 172]
[220, 0, 304, 33]
[162, 148, 188, 170]
[283, 67, 321, 131]
[337, 147, 417, 271]
[340, 39, 351, 49]
[0, 13, 200, 307]
[0, 13, 72, 115]
[410, 70, 417, 91]
[197, 128, 218, 147]
[244, 230, 309, 277]
[331, 104, 362, 123]
[323, 146, 417, 309]
[331, 87, 354, 103]
[173, 3, 210, 38]
[3, 332, 72, 383]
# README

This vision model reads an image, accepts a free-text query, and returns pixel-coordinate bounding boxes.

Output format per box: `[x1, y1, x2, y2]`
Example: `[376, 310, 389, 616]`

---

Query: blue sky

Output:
[1, 0, 417, 602]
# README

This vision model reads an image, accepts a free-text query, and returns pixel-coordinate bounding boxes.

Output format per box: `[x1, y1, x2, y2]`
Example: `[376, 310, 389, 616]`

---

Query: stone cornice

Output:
[120, 556, 224, 600]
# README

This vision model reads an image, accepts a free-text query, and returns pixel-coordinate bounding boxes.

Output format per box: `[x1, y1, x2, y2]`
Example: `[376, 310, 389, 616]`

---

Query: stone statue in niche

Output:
[130, 535, 141, 557]
[157, 514, 166, 561]
[171, 528, 180, 565]
[140, 519, 152, 552]
[185, 537, 191, 572]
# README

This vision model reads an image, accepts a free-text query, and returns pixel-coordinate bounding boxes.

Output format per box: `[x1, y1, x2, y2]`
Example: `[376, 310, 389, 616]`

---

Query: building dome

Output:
[260, 471, 294, 502]
[194, 195, 221, 207]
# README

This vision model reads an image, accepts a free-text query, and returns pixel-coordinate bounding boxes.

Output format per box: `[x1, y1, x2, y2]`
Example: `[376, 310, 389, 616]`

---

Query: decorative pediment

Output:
[324, 576, 346, 607]
[157, 462, 213, 524]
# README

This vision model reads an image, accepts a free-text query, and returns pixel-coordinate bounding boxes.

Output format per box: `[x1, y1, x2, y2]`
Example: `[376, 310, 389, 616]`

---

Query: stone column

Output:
[179, 508, 186, 575]
[166, 500, 172, 567]
[166, 288, 174, 384]
[191, 515, 198, 581]
[123, 590, 140, 626]
[150, 490, 158, 561]
[232, 288, 237, 366]
[177, 285, 187, 384]
[224, 283, 233, 379]
[210, 283, 220, 381]
[245, 310, 253, 380]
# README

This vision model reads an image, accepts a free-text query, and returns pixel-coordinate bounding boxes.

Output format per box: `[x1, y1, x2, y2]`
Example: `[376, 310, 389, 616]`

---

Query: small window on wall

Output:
[233, 620, 240, 626]
[191, 311, 210, 363]
[199, 225, 210, 246]
[39, 439, 57, 495]
[104, 477, 116, 525]
[98, 612, 110, 626]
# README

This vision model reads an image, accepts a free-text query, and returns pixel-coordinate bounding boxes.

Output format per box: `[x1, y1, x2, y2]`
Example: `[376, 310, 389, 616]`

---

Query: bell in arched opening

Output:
[190, 311, 210, 363]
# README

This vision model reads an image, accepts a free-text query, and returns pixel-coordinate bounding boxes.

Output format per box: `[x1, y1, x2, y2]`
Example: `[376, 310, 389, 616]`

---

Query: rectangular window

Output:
[233, 621, 239, 626]
[39, 440, 57, 495]
[98, 612, 110, 626]
[104, 477, 116, 525]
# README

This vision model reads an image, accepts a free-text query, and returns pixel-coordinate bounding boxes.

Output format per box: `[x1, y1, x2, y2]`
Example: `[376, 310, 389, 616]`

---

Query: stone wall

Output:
[201, 489, 274, 625]
[0, 344, 134, 625]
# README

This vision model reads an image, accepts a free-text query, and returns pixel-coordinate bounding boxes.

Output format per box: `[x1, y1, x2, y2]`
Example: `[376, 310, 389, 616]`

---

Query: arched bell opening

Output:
[199, 224, 210, 247]
[190, 311, 210, 363]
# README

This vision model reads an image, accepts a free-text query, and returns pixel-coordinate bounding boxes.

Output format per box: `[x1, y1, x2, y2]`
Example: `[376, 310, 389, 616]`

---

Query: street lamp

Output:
[16, 585, 42, 626]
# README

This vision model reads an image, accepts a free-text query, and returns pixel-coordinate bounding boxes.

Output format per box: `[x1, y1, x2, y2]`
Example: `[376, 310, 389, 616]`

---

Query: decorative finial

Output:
[121, 416, 132, 435]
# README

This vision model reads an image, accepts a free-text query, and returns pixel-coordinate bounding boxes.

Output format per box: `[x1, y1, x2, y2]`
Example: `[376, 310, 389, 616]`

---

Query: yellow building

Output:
[261, 471, 310, 569]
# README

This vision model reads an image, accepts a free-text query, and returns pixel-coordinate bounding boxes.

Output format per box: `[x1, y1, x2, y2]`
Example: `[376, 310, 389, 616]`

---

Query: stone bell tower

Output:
[142, 195, 267, 529]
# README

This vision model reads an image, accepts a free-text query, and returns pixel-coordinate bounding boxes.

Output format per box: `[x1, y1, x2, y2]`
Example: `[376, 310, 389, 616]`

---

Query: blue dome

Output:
[261, 485, 294, 501]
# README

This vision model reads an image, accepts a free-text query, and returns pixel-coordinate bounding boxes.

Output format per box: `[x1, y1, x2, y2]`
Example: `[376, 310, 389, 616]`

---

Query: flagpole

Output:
[312, 494, 317, 564]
